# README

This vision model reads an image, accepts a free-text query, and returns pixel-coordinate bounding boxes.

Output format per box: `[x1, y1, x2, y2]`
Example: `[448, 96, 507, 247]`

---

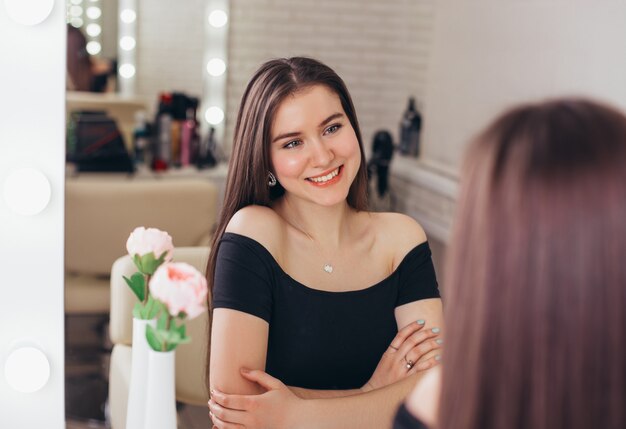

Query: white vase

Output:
[143, 349, 177, 429]
[125, 317, 157, 429]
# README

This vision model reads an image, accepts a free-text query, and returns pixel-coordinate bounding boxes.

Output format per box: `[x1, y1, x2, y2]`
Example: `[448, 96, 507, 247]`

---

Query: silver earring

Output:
[268, 172, 277, 187]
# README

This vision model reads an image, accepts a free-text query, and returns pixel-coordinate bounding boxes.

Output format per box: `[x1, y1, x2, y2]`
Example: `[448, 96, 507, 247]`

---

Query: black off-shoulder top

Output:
[212, 232, 440, 390]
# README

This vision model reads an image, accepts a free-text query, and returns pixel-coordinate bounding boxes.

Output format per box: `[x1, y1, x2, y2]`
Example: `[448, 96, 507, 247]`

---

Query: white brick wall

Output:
[136, 0, 205, 114]
[226, 0, 435, 153]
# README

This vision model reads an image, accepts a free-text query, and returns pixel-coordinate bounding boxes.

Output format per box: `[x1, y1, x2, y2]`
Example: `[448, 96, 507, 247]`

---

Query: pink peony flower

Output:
[126, 227, 174, 261]
[149, 262, 208, 319]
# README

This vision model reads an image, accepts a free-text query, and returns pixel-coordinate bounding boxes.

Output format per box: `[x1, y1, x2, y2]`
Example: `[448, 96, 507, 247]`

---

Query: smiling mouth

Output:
[306, 166, 343, 184]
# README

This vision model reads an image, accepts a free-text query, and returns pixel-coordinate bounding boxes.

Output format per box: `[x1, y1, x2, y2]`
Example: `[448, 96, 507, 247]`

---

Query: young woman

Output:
[206, 57, 444, 428]
[395, 98, 626, 429]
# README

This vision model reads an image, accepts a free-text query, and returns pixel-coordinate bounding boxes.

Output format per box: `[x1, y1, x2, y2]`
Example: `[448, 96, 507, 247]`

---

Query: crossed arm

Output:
[209, 298, 443, 429]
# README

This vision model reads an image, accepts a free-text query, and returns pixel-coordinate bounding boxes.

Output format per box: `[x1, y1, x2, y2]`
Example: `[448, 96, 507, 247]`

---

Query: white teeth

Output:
[309, 168, 339, 183]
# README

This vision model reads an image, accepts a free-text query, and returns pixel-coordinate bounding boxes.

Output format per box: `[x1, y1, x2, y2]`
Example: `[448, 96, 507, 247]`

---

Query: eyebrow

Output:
[271, 112, 345, 143]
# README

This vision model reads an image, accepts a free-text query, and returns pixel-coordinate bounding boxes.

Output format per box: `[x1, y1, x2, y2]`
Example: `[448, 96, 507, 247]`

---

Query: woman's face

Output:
[269, 84, 361, 207]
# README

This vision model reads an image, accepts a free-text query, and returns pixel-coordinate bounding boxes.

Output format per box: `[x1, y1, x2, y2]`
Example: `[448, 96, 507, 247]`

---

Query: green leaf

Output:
[145, 324, 163, 351]
[145, 295, 161, 319]
[157, 307, 169, 330]
[123, 272, 145, 301]
[141, 252, 163, 275]
[132, 302, 142, 319]
[174, 323, 186, 339]
[156, 251, 169, 265]
[133, 254, 143, 272]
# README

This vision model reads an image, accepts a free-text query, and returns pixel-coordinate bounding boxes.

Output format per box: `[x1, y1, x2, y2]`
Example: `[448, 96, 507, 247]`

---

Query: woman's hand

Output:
[362, 320, 442, 392]
[209, 369, 302, 429]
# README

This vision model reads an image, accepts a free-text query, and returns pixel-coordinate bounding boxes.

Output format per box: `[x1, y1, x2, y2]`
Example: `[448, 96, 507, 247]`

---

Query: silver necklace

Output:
[284, 202, 334, 274]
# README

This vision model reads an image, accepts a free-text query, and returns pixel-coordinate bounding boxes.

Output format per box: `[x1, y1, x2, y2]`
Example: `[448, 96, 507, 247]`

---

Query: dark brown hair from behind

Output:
[204, 57, 369, 389]
[438, 98, 626, 429]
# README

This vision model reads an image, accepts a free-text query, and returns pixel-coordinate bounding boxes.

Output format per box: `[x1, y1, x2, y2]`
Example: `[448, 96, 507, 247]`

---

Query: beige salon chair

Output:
[63, 178, 218, 422]
[108, 247, 211, 429]
[65, 178, 218, 316]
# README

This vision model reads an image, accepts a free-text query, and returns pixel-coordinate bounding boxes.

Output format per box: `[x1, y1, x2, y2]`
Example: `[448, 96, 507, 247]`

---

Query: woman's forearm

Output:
[294, 372, 421, 429]
[288, 386, 364, 399]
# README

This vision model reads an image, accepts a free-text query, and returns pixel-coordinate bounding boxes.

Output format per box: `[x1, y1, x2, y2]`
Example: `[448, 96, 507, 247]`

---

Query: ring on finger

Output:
[403, 356, 415, 370]
[389, 345, 399, 351]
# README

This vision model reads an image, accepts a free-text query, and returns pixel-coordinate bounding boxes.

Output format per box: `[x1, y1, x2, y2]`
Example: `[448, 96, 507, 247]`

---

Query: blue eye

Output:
[324, 124, 342, 135]
[283, 140, 302, 149]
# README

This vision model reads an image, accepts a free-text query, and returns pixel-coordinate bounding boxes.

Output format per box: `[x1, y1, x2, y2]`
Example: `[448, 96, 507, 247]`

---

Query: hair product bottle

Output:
[399, 97, 422, 157]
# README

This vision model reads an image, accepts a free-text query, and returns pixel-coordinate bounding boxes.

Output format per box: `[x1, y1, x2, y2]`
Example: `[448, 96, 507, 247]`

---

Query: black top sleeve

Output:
[396, 243, 440, 307]
[393, 404, 429, 429]
[211, 234, 274, 323]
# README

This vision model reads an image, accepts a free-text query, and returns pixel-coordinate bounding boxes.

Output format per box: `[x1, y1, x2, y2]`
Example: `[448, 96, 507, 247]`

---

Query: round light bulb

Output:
[69, 5, 82, 17]
[69, 17, 83, 28]
[4, 347, 51, 393]
[85, 6, 101, 19]
[86, 40, 101, 55]
[208, 9, 228, 28]
[3, 168, 52, 216]
[120, 8, 136, 24]
[206, 58, 226, 77]
[3, 0, 55, 26]
[205, 106, 224, 125]
[85, 22, 101, 36]
[119, 63, 136, 78]
[119, 36, 136, 51]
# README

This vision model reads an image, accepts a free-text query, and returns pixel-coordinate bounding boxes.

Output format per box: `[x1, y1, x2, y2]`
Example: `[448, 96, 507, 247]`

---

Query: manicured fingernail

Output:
[435, 355, 442, 361]
[436, 338, 444, 345]
[417, 319, 425, 325]
[431, 327, 440, 333]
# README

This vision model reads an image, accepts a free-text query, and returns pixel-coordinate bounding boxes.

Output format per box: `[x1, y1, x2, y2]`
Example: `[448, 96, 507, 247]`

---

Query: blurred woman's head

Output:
[441, 98, 626, 429]
[66, 24, 93, 92]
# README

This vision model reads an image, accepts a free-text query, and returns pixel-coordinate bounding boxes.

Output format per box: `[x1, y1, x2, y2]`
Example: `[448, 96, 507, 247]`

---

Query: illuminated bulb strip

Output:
[84, 0, 102, 57]
[202, 0, 229, 143]
[118, 0, 137, 95]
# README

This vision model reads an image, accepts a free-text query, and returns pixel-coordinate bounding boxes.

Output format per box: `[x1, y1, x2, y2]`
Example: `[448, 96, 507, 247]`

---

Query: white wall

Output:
[422, 1, 626, 173]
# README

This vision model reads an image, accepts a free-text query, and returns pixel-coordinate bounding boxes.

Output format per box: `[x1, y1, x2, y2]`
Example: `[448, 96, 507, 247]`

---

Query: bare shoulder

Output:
[370, 212, 428, 265]
[225, 205, 284, 254]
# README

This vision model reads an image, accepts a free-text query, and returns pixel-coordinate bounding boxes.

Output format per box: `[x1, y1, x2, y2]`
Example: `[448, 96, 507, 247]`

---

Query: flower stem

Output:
[163, 315, 171, 352]
[143, 274, 151, 305]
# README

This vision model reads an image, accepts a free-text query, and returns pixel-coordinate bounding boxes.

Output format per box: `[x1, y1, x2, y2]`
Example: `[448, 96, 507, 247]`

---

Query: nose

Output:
[310, 138, 334, 167]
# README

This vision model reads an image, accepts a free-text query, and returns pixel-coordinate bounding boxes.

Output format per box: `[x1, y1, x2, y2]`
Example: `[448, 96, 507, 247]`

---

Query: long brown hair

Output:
[66, 25, 94, 91]
[205, 57, 368, 387]
[439, 98, 626, 428]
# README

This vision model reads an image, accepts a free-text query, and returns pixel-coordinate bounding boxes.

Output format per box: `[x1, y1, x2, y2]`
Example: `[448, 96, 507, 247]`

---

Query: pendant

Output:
[323, 263, 333, 274]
